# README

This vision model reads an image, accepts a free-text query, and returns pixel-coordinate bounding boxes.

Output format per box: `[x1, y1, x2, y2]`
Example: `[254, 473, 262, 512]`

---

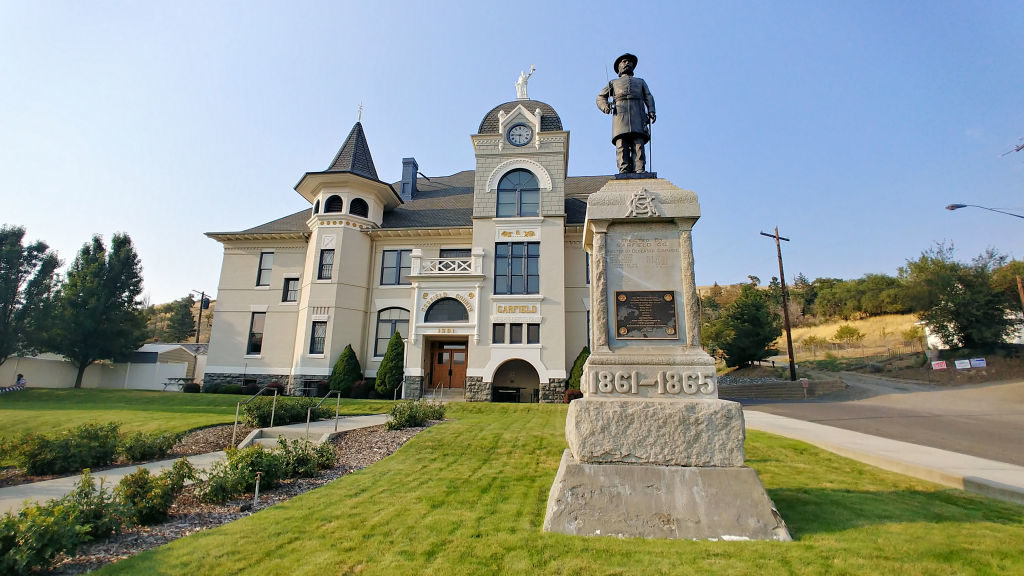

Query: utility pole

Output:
[191, 290, 209, 344]
[759, 228, 796, 381]
[1017, 275, 1024, 312]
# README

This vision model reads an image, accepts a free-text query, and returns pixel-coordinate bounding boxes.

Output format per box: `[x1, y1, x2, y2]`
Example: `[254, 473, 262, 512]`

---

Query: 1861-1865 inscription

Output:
[615, 291, 679, 339]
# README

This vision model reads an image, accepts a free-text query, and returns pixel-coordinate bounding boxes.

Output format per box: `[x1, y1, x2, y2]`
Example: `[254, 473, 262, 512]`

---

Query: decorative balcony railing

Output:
[409, 248, 484, 277]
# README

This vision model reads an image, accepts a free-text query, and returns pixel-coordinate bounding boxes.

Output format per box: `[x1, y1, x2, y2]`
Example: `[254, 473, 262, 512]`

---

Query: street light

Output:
[945, 204, 1024, 219]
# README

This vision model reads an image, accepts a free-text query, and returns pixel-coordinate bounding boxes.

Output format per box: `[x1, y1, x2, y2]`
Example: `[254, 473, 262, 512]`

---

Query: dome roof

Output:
[478, 100, 563, 134]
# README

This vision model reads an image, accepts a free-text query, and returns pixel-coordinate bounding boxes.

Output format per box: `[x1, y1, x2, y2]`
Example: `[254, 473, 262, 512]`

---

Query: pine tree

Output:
[375, 332, 405, 398]
[164, 296, 196, 342]
[329, 344, 362, 396]
[567, 346, 590, 390]
[717, 284, 782, 368]
[45, 234, 147, 388]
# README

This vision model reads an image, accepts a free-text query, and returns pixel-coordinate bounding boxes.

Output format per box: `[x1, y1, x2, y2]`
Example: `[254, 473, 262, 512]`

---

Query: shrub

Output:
[200, 381, 223, 393]
[564, 389, 584, 403]
[241, 397, 331, 427]
[182, 382, 201, 393]
[198, 446, 288, 503]
[116, 459, 195, 525]
[567, 346, 590, 389]
[902, 325, 926, 343]
[277, 437, 337, 478]
[219, 384, 244, 395]
[387, 400, 445, 430]
[14, 423, 120, 476]
[0, 500, 84, 576]
[329, 344, 362, 397]
[350, 379, 371, 399]
[375, 332, 405, 398]
[265, 381, 286, 395]
[118, 431, 180, 462]
[63, 469, 127, 540]
[834, 324, 866, 346]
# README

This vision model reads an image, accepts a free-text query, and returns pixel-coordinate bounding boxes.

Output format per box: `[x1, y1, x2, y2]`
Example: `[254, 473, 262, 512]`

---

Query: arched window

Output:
[324, 195, 344, 213]
[496, 169, 539, 218]
[375, 308, 409, 357]
[424, 298, 468, 322]
[313, 199, 320, 215]
[349, 198, 369, 218]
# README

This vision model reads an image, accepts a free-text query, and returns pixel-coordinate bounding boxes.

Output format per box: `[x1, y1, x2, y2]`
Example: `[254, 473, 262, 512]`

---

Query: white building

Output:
[205, 95, 613, 402]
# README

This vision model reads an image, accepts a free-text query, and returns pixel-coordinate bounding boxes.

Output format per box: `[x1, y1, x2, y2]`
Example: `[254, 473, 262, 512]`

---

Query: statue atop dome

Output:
[515, 65, 535, 100]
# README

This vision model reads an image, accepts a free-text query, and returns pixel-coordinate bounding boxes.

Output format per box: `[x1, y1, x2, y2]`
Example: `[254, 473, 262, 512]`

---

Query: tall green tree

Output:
[329, 344, 362, 396]
[375, 331, 405, 398]
[0, 226, 61, 365]
[901, 244, 1021, 349]
[163, 296, 196, 342]
[716, 284, 782, 368]
[46, 234, 148, 388]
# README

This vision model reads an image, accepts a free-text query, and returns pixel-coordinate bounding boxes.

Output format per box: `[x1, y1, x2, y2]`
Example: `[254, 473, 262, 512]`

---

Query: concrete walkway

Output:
[746, 410, 1024, 506]
[0, 413, 389, 515]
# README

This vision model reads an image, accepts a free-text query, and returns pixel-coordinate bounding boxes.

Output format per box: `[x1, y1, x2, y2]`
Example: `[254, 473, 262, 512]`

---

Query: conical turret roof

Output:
[326, 122, 379, 180]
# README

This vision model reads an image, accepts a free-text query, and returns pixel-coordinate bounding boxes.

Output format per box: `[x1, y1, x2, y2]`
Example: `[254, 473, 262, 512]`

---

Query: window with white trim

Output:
[256, 252, 273, 286]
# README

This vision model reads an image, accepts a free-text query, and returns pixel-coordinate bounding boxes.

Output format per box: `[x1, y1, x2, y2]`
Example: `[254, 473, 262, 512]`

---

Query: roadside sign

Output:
[954, 359, 971, 370]
[970, 358, 987, 368]
[931, 360, 947, 370]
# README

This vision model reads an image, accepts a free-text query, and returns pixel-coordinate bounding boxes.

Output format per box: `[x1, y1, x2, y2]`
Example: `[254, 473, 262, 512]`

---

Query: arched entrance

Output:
[491, 359, 540, 403]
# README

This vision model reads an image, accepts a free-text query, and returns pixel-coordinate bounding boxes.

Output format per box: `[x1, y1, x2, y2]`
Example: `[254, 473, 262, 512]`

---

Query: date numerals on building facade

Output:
[590, 370, 716, 396]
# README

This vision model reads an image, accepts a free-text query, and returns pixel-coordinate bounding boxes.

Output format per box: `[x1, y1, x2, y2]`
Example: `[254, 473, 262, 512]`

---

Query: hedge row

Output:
[6, 425, 181, 476]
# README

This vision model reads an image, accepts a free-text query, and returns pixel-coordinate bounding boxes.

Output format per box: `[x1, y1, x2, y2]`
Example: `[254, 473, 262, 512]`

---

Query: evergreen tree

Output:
[375, 331, 405, 398]
[0, 226, 61, 365]
[716, 284, 782, 368]
[45, 234, 147, 388]
[164, 295, 196, 342]
[329, 344, 362, 396]
[567, 346, 590, 389]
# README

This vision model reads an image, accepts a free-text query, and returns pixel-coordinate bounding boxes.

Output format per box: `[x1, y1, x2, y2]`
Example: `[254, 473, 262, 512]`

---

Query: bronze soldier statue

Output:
[597, 53, 656, 174]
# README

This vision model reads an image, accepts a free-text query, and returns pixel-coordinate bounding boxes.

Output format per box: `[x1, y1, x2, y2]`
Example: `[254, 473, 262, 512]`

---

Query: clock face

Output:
[507, 124, 533, 146]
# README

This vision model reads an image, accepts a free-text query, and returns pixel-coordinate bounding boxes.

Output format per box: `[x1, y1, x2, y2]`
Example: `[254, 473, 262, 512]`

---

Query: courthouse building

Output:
[204, 92, 617, 402]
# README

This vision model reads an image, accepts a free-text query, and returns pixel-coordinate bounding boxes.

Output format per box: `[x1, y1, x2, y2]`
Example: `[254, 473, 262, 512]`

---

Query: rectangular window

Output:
[509, 323, 523, 344]
[247, 312, 266, 355]
[309, 321, 327, 355]
[585, 253, 590, 285]
[439, 248, 472, 259]
[527, 323, 540, 344]
[492, 323, 506, 344]
[282, 278, 299, 302]
[494, 242, 539, 294]
[381, 249, 412, 285]
[318, 249, 334, 280]
[256, 252, 273, 286]
[375, 308, 409, 357]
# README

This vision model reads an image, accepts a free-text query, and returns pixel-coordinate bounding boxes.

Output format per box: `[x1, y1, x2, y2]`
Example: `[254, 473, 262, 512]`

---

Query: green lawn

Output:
[0, 389, 395, 437]
[96, 402, 1024, 576]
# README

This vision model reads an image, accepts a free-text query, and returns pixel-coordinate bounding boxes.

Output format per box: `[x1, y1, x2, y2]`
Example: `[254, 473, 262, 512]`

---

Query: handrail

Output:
[306, 390, 343, 439]
[231, 387, 279, 447]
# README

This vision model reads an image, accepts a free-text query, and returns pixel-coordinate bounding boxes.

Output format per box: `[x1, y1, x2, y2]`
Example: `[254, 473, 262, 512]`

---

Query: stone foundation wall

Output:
[201, 373, 329, 395]
[541, 378, 566, 404]
[465, 377, 490, 402]
[403, 376, 424, 400]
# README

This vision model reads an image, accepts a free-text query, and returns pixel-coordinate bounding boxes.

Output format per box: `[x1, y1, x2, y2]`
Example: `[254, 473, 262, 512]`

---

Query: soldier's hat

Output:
[614, 53, 638, 72]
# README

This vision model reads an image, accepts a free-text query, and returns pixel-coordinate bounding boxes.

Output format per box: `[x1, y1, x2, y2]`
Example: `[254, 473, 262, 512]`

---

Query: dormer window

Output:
[350, 198, 369, 218]
[497, 169, 539, 218]
[324, 195, 344, 213]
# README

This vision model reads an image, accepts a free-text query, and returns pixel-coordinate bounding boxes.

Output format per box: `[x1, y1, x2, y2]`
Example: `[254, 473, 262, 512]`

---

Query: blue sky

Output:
[2, 1, 1022, 304]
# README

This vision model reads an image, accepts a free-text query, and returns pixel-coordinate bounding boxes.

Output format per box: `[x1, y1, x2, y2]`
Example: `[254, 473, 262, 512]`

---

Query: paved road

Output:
[747, 373, 1024, 466]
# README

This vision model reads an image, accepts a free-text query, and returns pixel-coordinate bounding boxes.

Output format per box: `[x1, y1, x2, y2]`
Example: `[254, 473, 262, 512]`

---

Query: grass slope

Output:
[98, 403, 1024, 576]
[0, 390, 394, 437]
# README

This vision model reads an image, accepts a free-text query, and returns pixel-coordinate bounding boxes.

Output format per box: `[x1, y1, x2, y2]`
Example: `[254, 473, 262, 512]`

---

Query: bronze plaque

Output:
[614, 291, 679, 340]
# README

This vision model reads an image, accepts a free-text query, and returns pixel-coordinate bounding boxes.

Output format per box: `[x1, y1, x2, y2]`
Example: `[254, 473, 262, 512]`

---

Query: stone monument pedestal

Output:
[542, 178, 789, 541]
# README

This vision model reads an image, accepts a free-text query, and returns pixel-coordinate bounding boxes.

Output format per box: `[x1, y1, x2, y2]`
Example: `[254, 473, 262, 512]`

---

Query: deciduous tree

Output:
[0, 226, 60, 365]
[45, 234, 148, 387]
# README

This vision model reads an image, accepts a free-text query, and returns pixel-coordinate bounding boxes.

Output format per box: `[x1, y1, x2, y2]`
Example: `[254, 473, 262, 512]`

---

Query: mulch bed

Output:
[22, 423, 426, 575]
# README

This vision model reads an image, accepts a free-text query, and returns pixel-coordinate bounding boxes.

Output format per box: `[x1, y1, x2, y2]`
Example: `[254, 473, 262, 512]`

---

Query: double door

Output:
[430, 341, 467, 389]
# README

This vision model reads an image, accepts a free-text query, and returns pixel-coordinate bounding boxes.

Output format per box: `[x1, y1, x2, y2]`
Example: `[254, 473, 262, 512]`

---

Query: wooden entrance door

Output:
[430, 341, 467, 389]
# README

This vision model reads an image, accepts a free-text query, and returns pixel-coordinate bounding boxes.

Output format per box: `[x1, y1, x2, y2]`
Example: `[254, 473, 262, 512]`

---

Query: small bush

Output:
[241, 397, 330, 427]
[200, 446, 288, 503]
[564, 389, 584, 403]
[265, 381, 286, 395]
[63, 469, 126, 540]
[349, 379, 371, 399]
[182, 382, 201, 393]
[14, 423, 120, 476]
[387, 400, 445, 430]
[116, 459, 195, 525]
[567, 346, 590, 389]
[200, 381, 223, 393]
[0, 500, 84, 575]
[277, 438, 337, 478]
[330, 344, 362, 397]
[118, 432, 180, 462]
[221, 384, 245, 395]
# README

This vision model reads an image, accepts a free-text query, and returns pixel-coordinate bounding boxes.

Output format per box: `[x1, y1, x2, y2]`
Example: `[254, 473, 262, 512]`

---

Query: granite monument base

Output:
[543, 449, 790, 541]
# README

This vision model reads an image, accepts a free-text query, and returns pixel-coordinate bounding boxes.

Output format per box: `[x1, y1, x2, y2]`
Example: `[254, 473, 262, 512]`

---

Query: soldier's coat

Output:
[597, 75, 656, 144]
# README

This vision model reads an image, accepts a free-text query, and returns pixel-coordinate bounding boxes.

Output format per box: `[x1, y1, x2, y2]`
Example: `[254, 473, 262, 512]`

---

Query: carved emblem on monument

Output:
[626, 188, 659, 217]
